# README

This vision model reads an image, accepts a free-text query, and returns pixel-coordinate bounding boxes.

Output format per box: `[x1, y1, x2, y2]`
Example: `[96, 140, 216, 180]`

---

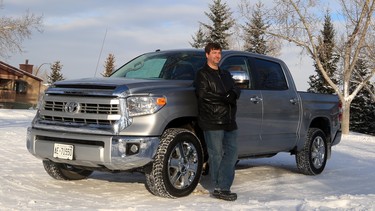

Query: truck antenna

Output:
[94, 27, 108, 77]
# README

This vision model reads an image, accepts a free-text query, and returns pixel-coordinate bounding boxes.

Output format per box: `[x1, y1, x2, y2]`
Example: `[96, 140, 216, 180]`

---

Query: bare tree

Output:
[0, 3, 43, 58]
[240, 0, 375, 134]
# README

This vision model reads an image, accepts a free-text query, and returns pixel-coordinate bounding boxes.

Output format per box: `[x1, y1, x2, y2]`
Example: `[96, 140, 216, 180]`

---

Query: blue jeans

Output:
[204, 130, 238, 191]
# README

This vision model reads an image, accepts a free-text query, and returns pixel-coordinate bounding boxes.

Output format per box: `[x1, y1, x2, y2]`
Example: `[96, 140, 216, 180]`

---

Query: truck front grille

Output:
[39, 95, 122, 128]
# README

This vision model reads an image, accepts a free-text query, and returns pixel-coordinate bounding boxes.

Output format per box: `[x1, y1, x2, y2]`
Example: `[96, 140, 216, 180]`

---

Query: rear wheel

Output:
[43, 160, 93, 180]
[145, 128, 203, 198]
[296, 128, 329, 175]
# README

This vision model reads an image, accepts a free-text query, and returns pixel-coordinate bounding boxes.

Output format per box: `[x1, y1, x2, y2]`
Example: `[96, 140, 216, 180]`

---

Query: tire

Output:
[296, 128, 329, 175]
[145, 128, 203, 198]
[43, 160, 93, 180]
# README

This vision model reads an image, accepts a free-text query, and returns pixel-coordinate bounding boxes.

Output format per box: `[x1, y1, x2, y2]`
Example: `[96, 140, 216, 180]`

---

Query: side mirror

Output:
[230, 70, 250, 89]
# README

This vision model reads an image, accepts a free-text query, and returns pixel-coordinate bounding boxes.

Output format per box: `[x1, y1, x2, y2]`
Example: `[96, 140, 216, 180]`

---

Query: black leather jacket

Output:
[195, 64, 241, 131]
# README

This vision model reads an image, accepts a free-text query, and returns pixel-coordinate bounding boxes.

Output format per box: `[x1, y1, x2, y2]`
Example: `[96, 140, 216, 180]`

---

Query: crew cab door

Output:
[252, 58, 300, 152]
[220, 56, 262, 156]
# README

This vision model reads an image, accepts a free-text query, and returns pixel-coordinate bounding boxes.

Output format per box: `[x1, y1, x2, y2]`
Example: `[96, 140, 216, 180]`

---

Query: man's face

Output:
[206, 49, 222, 68]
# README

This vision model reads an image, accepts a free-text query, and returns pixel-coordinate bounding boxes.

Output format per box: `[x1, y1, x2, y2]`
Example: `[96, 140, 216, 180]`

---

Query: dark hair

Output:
[204, 42, 222, 54]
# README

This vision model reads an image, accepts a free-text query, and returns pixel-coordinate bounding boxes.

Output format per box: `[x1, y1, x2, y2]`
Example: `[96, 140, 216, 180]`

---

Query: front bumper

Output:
[26, 127, 160, 171]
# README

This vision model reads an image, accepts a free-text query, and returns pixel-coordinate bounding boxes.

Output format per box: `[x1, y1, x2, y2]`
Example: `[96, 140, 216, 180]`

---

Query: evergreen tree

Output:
[102, 53, 115, 77]
[47, 61, 64, 84]
[200, 0, 235, 49]
[243, 2, 268, 54]
[308, 11, 339, 94]
[190, 26, 207, 49]
[349, 58, 375, 135]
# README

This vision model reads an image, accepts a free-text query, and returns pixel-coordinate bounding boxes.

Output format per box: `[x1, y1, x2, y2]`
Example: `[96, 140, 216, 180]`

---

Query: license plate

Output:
[53, 143, 74, 160]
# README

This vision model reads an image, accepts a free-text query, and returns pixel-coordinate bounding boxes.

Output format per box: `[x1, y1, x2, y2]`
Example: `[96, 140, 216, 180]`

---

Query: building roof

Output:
[0, 61, 43, 81]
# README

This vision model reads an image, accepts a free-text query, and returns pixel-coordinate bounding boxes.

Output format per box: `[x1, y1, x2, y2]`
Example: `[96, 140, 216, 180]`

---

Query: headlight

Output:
[126, 96, 167, 117]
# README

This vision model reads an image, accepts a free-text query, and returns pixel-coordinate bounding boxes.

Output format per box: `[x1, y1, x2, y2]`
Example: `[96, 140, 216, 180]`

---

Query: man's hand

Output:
[225, 90, 237, 105]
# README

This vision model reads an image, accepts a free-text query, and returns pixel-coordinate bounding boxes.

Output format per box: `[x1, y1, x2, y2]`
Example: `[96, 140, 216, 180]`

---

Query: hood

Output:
[48, 77, 193, 97]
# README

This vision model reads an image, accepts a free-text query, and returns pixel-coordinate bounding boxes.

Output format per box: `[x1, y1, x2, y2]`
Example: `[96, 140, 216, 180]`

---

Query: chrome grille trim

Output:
[44, 101, 120, 114]
[40, 116, 117, 125]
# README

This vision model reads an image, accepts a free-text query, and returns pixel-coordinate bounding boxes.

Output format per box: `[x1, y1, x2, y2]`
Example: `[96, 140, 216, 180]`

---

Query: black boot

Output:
[212, 190, 237, 201]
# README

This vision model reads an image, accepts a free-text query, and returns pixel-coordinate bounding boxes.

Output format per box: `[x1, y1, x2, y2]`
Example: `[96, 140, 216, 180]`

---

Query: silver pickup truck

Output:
[26, 49, 341, 198]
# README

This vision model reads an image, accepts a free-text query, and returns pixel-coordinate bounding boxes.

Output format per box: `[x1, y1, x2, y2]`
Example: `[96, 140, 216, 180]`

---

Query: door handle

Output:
[290, 98, 298, 105]
[250, 96, 262, 104]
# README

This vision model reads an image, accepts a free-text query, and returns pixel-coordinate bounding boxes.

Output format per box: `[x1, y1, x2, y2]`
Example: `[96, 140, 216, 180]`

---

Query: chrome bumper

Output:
[26, 127, 160, 171]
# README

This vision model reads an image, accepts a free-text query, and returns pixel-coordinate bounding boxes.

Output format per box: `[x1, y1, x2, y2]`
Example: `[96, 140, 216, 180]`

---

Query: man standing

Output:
[194, 43, 240, 201]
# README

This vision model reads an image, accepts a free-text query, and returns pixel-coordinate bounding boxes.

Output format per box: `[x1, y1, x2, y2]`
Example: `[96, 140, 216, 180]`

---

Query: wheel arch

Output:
[309, 117, 331, 142]
[294, 116, 332, 155]
[164, 116, 207, 162]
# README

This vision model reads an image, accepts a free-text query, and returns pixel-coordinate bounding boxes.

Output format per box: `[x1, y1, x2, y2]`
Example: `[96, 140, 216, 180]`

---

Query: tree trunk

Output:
[341, 101, 351, 134]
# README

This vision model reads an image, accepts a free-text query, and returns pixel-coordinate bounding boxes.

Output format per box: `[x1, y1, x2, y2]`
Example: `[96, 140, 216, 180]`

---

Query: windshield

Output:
[111, 51, 206, 80]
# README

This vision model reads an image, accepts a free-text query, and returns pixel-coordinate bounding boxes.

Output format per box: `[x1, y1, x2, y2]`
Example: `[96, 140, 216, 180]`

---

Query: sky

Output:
[1, 0, 315, 90]
[1, 109, 374, 210]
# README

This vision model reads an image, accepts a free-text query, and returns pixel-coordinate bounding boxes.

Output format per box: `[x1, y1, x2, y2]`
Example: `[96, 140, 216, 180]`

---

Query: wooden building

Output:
[0, 60, 45, 109]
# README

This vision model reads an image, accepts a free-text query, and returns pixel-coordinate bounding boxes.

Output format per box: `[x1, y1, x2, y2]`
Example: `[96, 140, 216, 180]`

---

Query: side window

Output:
[170, 62, 195, 80]
[170, 54, 206, 80]
[0, 79, 13, 90]
[162, 54, 206, 80]
[15, 80, 28, 94]
[220, 56, 251, 89]
[253, 59, 288, 90]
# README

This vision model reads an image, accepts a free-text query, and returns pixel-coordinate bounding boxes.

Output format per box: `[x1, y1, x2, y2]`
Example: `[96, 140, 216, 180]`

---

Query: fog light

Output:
[127, 143, 140, 155]
[112, 139, 141, 158]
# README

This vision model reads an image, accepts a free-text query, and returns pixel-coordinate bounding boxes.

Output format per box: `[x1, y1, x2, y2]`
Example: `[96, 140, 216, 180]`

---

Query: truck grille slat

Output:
[41, 116, 115, 125]
[44, 101, 120, 115]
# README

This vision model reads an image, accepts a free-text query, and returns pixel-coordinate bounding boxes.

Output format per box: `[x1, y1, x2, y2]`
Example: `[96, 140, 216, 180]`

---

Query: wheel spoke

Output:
[170, 170, 182, 187]
[311, 136, 325, 168]
[169, 157, 180, 169]
[313, 156, 322, 167]
[180, 172, 191, 187]
[187, 162, 198, 173]
[177, 142, 186, 161]
[184, 144, 194, 159]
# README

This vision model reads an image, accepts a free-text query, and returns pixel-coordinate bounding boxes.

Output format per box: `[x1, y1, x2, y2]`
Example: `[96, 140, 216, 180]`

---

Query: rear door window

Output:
[253, 59, 288, 90]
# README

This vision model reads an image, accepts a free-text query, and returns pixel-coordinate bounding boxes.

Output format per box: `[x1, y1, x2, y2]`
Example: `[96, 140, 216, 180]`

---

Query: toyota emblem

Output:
[65, 102, 80, 113]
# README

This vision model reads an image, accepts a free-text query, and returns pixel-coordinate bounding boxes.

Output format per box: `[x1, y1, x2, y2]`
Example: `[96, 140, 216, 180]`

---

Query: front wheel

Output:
[145, 128, 203, 198]
[43, 160, 93, 180]
[296, 128, 329, 175]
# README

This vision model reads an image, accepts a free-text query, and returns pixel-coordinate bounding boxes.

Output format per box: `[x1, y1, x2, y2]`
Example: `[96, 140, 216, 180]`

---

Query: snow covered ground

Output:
[0, 109, 374, 211]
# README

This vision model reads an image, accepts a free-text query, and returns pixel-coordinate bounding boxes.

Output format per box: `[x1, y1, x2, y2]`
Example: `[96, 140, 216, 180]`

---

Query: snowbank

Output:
[0, 109, 374, 210]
